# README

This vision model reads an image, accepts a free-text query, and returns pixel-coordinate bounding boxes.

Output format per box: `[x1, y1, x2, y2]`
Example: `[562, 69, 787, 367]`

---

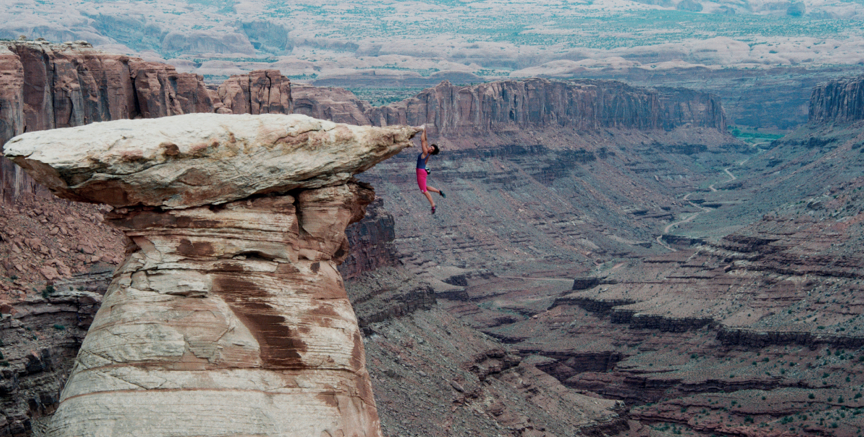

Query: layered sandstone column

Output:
[4, 113, 418, 437]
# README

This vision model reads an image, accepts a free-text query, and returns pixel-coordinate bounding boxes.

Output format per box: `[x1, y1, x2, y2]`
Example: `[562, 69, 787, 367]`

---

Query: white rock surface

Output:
[4, 113, 417, 209]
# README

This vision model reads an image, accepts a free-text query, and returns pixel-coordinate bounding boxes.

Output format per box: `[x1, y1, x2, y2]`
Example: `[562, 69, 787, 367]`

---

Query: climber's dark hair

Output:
[430, 144, 440, 155]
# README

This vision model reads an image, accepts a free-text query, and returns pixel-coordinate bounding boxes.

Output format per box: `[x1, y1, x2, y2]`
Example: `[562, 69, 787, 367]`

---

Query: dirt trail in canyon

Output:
[655, 158, 749, 250]
[497, 276, 576, 283]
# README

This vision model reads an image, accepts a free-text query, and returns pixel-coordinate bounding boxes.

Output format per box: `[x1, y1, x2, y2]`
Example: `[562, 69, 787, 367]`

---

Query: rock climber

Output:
[415, 125, 445, 214]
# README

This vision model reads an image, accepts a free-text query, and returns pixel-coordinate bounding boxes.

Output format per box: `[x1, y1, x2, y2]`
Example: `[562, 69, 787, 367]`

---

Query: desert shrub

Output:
[41, 284, 55, 299]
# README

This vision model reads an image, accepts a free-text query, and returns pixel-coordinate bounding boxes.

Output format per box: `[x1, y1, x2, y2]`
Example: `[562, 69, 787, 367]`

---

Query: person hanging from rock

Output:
[415, 125, 445, 214]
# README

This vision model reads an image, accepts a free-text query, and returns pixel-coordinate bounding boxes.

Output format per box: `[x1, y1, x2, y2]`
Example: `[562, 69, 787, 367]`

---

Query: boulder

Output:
[4, 113, 417, 209]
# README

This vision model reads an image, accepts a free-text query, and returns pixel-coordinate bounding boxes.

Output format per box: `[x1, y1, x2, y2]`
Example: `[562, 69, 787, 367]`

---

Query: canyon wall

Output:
[339, 198, 400, 281]
[215, 69, 292, 115]
[0, 41, 214, 204]
[809, 74, 864, 123]
[292, 84, 372, 126]
[365, 79, 727, 136]
[292, 77, 729, 142]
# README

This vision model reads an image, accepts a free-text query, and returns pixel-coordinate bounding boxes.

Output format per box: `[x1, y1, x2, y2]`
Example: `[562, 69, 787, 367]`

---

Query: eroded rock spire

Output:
[4, 113, 418, 437]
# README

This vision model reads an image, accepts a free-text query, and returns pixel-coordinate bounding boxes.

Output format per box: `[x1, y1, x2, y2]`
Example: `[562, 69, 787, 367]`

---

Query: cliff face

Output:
[0, 288, 106, 436]
[4, 113, 416, 436]
[215, 69, 292, 115]
[292, 84, 373, 126]
[366, 79, 727, 135]
[0, 41, 214, 204]
[809, 74, 864, 123]
[339, 198, 400, 281]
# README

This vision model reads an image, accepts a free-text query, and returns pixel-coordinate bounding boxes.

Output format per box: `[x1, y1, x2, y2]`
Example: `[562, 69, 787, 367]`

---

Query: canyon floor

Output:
[342, 119, 864, 436]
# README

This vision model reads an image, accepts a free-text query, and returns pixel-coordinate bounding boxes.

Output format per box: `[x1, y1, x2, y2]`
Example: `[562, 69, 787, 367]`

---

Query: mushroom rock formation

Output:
[4, 113, 418, 437]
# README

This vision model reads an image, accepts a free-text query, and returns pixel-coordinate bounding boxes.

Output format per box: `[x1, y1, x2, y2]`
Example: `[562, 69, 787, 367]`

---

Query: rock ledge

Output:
[5, 113, 417, 209]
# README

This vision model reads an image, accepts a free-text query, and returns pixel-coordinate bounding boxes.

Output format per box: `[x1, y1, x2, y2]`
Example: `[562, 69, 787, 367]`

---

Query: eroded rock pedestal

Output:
[4, 113, 417, 436]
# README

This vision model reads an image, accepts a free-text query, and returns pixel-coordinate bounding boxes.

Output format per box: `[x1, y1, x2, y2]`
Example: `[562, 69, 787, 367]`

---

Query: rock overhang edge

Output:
[3, 113, 419, 209]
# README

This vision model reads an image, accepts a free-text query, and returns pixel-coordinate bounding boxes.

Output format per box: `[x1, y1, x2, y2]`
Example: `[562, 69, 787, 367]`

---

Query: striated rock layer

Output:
[4, 113, 417, 436]
[292, 78, 727, 139]
[339, 198, 400, 281]
[366, 78, 727, 135]
[215, 69, 293, 115]
[809, 74, 864, 123]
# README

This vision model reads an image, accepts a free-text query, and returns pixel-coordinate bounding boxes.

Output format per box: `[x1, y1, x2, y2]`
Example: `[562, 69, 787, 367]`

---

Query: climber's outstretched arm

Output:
[420, 125, 431, 156]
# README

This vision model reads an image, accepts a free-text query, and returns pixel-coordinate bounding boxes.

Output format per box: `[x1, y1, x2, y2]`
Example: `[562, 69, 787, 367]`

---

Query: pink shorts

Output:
[416, 168, 428, 192]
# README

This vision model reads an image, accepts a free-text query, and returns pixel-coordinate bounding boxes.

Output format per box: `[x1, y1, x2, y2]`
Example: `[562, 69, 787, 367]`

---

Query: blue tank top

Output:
[417, 152, 428, 170]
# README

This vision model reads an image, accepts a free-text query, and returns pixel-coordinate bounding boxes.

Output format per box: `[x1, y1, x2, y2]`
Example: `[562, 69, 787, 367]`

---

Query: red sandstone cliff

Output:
[291, 84, 373, 126]
[809, 74, 864, 123]
[0, 41, 214, 204]
[366, 79, 727, 135]
[215, 69, 292, 115]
